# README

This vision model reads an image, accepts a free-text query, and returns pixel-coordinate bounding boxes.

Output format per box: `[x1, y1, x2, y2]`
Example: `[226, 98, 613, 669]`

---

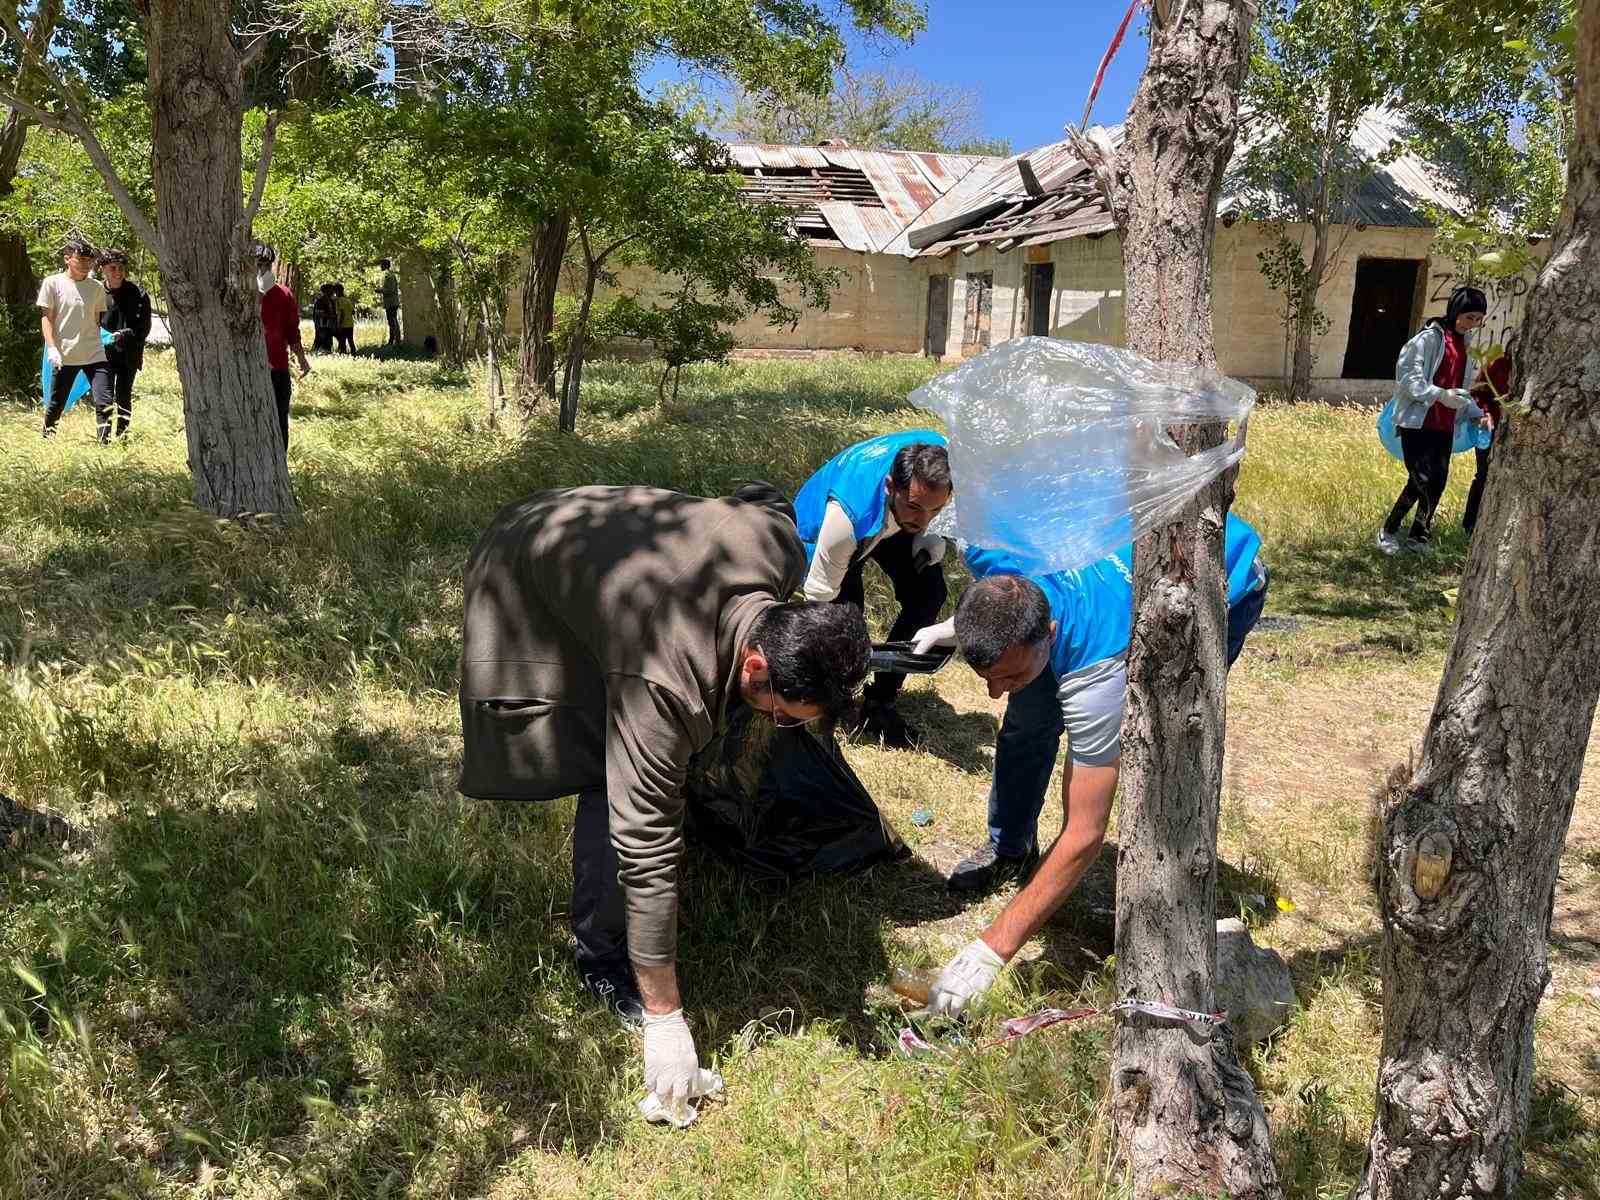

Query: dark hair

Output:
[333, 283, 345, 295]
[1429, 285, 1488, 333]
[253, 241, 276, 266]
[321, 283, 336, 295]
[889, 442, 952, 495]
[379, 258, 392, 269]
[63, 236, 97, 259]
[749, 601, 869, 714]
[98, 248, 129, 267]
[954, 575, 1052, 670]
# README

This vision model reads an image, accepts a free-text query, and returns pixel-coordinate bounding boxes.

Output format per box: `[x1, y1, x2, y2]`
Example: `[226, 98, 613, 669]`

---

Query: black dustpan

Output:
[868, 640, 955, 674]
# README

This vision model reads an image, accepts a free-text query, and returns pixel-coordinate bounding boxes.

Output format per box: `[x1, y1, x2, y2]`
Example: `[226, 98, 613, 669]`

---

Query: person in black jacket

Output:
[97, 249, 152, 440]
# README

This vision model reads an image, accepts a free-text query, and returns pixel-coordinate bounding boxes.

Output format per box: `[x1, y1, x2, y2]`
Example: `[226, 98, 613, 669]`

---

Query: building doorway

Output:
[1342, 257, 1423, 378]
[924, 275, 950, 358]
[1025, 262, 1055, 336]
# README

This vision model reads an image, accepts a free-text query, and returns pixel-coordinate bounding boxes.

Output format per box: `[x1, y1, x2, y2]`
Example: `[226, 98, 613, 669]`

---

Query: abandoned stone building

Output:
[476, 111, 1538, 393]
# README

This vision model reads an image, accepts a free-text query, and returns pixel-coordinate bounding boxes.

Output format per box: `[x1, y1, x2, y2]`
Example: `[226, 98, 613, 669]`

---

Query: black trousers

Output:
[835, 529, 949, 705]
[572, 787, 627, 966]
[1463, 438, 1496, 533]
[385, 306, 401, 345]
[270, 369, 292, 447]
[1385, 426, 1454, 541]
[108, 363, 138, 437]
[42, 360, 114, 437]
[337, 327, 355, 354]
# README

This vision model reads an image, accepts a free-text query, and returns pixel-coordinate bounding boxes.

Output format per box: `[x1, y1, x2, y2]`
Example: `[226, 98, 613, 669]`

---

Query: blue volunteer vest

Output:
[964, 514, 1265, 678]
[794, 429, 948, 563]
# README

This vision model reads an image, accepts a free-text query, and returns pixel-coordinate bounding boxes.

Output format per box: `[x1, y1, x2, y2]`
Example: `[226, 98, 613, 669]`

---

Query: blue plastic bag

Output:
[39, 329, 115, 413]
[1377, 395, 1491, 459]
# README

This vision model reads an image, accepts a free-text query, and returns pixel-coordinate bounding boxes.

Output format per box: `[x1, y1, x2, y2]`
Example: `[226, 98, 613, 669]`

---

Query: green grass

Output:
[2, 348, 1596, 1199]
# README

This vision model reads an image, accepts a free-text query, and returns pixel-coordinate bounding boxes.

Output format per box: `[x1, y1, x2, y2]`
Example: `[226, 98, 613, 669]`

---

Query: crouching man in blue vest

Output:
[916, 515, 1269, 1016]
[795, 430, 953, 748]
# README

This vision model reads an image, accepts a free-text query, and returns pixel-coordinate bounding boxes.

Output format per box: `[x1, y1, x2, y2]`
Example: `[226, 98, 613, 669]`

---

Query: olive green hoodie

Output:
[459, 483, 804, 965]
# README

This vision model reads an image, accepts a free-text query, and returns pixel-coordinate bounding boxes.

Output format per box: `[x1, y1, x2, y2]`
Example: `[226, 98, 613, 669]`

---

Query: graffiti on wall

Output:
[1428, 268, 1536, 351]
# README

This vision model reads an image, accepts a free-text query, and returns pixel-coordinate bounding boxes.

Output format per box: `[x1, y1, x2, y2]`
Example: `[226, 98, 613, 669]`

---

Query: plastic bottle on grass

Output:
[889, 965, 935, 1006]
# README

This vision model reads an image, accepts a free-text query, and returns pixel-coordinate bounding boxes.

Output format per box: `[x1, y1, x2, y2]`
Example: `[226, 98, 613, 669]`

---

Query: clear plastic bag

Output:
[909, 337, 1255, 574]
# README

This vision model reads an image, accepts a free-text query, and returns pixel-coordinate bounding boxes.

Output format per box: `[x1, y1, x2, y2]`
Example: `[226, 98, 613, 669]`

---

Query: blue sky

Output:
[646, 1, 1151, 152]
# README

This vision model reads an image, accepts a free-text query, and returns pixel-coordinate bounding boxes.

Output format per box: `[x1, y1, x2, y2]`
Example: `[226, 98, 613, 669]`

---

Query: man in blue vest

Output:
[795, 430, 952, 748]
[915, 516, 1269, 1016]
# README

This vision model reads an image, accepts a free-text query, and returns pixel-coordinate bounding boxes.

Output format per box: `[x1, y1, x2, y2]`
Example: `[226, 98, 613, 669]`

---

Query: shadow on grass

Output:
[3, 711, 964, 1191]
[877, 690, 999, 775]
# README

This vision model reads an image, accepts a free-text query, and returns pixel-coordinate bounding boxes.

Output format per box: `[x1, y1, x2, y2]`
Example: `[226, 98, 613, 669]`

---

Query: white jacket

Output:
[1391, 323, 1485, 430]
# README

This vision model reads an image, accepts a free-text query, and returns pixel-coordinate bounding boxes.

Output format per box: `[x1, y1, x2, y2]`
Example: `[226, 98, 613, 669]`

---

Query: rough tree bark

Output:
[1072, 3, 1279, 1198]
[515, 211, 570, 415]
[0, 0, 58, 308]
[1358, 4, 1600, 1196]
[145, 0, 295, 516]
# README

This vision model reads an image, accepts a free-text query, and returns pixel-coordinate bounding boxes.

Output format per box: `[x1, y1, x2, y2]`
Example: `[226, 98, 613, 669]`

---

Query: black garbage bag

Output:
[684, 706, 908, 881]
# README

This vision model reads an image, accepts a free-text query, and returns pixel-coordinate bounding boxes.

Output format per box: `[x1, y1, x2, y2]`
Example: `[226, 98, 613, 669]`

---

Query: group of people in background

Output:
[37, 237, 152, 443]
[1377, 283, 1514, 554]
[37, 235, 401, 450]
[309, 259, 403, 356]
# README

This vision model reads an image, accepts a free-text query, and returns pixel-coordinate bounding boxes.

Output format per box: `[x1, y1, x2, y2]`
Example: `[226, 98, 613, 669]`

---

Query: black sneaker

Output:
[850, 701, 920, 750]
[578, 958, 645, 1029]
[947, 840, 1039, 894]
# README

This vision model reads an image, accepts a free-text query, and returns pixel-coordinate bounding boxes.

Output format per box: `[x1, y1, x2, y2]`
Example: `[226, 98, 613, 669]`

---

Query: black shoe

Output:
[850, 701, 919, 750]
[578, 958, 645, 1029]
[947, 840, 1039, 894]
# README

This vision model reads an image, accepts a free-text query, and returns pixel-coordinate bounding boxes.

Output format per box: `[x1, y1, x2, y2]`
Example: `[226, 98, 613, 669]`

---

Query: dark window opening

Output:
[1342, 258, 1424, 379]
[1025, 262, 1055, 336]
[963, 272, 993, 354]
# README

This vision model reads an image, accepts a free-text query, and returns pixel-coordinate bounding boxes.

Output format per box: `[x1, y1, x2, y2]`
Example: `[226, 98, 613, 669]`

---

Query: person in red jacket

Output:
[255, 244, 311, 446]
[1465, 333, 1515, 535]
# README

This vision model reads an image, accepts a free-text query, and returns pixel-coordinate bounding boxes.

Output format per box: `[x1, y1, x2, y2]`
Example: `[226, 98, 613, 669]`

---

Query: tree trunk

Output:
[0, 5, 52, 310]
[1073, 4, 1278, 1198]
[1290, 105, 1339, 401]
[0, 230, 31, 308]
[433, 257, 466, 368]
[482, 294, 507, 430]
[516, 212, 569, 416]
[559, 265, 597, 434]
[1358, 4, 1600, 1196]
[147, 0, 295, 517]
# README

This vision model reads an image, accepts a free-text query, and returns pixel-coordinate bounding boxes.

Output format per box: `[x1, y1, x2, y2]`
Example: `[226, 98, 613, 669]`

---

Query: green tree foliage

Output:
[1381, 0, 1574, 234]
[717, 67, 1009, 154]
[1231, 0, 1405, 396]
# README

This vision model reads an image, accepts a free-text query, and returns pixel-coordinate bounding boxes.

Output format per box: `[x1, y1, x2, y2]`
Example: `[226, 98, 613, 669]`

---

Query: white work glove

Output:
[910, 618, 957, 657]
[45, 346, 62, 371]
[925, 937, 1006, 1017]
[911, 531, 947, 572]
[642, 1008, 702, 1107]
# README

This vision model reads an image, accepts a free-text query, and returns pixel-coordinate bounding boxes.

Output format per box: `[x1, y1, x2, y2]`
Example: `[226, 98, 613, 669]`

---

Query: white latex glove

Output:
[642, 1008, 701, 1107]
[1446, 388, 1476, 408]
[911, 531, 947, 572]
[925, 937, 1006, 1017]
[911, 618, 957, 656]
[45, 346, 62, 371]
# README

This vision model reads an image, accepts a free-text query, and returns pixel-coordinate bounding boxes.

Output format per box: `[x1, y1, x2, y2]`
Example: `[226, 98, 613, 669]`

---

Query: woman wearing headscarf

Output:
[1377, 285, 1489, 554]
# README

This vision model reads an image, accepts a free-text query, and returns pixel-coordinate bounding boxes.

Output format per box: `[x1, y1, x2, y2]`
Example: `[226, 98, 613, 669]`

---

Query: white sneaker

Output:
[1376, 530, 1401, 556]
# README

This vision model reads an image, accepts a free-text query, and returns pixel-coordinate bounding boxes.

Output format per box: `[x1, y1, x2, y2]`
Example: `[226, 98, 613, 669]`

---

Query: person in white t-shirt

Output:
[39, 237, 113, 441]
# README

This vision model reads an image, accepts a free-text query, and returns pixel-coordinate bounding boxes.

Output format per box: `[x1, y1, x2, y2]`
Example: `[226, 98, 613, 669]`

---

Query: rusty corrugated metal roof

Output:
[900, 109, 1468, 257]
[721, 142, 1001, 253]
